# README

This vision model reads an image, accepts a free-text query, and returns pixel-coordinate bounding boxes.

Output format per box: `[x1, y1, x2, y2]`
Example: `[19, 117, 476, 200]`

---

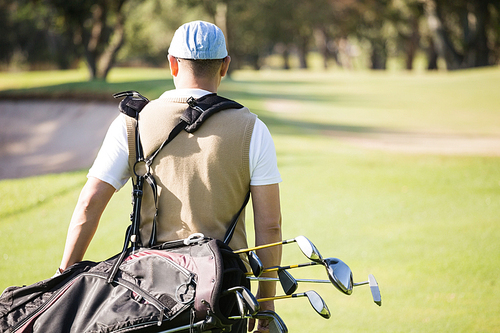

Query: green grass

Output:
[1, 66, 499, 332]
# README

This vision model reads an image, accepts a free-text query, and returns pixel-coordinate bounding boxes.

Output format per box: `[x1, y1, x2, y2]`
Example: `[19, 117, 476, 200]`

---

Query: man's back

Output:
[128, 97, 257, 249]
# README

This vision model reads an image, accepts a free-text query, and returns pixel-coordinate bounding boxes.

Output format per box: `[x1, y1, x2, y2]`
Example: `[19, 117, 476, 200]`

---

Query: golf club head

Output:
[324, 258, 353, 295]
[304, 290, 331, 319]
[368, 274, 382, 306]
[278, 269, 298, 295]
[248, 251, 264, 277]
[253, 310, 288, 333]
[234, 290, 247, 318]
[295, 236, 323, 263]
[239, 286, 261, 315]
[225, 286, 260, 315]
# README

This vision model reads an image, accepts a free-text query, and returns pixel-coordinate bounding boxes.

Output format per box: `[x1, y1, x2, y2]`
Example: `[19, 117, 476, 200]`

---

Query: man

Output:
[58, 21, 282, 332]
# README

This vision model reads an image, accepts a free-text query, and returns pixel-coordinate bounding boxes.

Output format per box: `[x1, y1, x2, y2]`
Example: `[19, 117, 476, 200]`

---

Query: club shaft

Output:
[234, 238, 296, 254]
[258, 293, 303, 302]
[249, 276, 369, 287]
[265, 261, 319, 272]
[245, 261, 320, 276]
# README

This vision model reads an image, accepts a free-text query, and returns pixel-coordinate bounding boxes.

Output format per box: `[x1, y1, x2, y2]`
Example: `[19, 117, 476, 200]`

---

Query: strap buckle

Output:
[184, 233, 205, 245]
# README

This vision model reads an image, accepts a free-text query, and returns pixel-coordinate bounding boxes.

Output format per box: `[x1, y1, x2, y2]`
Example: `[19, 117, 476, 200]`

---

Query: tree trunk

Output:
[423, 0, 462, 70]
[283, 47, 290, 70]
[473, 0, 490, 67]
[214, 2, 234, 74]
[427, 38, 439, 70]
[298, 36, 308, 69]
[96, 10, 125, 80]
[405, 15, 420, 70]
[370, 39, 387, 70]
[314, 28, 329, 69]
[85, 3, 106, 80]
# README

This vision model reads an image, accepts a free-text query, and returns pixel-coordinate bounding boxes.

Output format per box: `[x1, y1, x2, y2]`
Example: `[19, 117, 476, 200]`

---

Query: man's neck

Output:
[174, 75, 219, 93]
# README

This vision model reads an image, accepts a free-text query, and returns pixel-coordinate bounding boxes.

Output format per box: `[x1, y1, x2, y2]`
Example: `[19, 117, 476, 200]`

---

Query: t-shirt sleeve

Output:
[249, 118, 282, 186]
[87, 115, 131, 190]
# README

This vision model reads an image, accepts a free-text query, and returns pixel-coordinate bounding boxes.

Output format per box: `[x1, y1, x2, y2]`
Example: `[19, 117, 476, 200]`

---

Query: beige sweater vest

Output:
[126, 97, 256, 250]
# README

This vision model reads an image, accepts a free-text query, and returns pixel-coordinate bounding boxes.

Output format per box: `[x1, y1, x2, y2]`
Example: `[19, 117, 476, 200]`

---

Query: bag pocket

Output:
[10, 251, 196, 333]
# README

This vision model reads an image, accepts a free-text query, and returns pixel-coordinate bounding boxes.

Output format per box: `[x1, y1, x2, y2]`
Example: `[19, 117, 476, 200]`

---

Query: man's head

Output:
[168, 21, 230, 91]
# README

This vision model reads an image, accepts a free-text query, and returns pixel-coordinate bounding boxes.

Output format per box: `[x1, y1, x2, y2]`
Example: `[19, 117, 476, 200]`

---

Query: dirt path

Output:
[0, 100, 118, 179]
[1, 100, 499, 180]
[332, 131, 500, 156]
[264, 99, 500, 157]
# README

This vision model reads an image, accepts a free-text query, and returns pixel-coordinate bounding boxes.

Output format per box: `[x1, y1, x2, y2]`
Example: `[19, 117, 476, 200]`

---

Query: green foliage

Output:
[2, 0, 499, 74]
[118, 0, 209, 66]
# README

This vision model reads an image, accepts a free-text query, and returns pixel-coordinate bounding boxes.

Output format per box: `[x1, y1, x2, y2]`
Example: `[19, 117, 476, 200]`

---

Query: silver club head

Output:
[369, 274, 382, 306]
[295, 235, 323, 263]
[304, 290, 331, 319]
[253, 310, 288, 333]
[225, 286, 260, 315]
[324, 258, 353, 295]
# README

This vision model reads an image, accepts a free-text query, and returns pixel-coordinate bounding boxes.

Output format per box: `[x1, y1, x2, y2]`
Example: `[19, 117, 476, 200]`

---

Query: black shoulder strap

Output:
[223, 191, 250, 245]
[182, 93, 243, 133]
[147, 93, 243, 164]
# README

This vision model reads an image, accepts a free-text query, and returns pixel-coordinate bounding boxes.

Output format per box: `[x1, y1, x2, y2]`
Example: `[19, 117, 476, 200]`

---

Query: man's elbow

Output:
[257, 215, 282, 243]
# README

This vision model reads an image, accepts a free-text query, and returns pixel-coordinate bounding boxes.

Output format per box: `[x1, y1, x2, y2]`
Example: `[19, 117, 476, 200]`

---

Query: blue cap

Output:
[168, 21, 228, 60]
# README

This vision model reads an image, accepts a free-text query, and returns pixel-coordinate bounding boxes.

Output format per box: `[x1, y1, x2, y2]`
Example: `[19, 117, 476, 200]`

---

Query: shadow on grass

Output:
[0, 79, 175, 102]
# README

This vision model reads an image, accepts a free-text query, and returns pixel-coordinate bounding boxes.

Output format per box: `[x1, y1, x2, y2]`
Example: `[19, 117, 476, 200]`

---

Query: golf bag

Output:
[0, 238, 249, 333]
[0, 91, 252, 333]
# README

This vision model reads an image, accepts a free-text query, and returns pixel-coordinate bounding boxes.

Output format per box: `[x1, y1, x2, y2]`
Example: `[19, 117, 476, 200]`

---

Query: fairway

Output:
[1, 67, 499, 332]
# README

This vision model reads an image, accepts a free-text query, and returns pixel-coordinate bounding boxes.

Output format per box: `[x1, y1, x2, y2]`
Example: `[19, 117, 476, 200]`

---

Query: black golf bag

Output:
[0, 238, 249, 333]
[0, 91, 252, 333]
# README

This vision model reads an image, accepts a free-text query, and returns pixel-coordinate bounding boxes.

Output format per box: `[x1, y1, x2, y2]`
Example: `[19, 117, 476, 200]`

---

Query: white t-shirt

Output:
[88, 89, 282, 190]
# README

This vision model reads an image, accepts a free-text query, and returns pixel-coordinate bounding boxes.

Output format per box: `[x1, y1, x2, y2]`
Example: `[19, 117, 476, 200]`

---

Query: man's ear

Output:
[220, 56, 231, 77]
[168, 55, 179, 77]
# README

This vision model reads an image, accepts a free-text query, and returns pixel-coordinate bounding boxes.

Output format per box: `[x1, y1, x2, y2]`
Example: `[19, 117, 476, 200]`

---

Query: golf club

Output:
[224, 286, 260, 315]
[248, 263, 298, 295]
[234, 236, 323, 263]
[278, 269, 298, 295]
[250, 273, 382, 306]
[250, 257, 354, 295]
[229, 310, 288, 333]
[253, 310, 288, 333]
[222, 288, 247, 318]
[234, 290, 246, 318]
[258, 290, 331, 319]
[324, 257, 353, 295]
[369, 274, 382, 306]
[247, 251, 264, 277]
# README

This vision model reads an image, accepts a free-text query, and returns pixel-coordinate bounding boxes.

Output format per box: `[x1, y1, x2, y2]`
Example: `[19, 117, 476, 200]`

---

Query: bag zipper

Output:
[123, 251, 196, 283]
[85, 272, 169, 323]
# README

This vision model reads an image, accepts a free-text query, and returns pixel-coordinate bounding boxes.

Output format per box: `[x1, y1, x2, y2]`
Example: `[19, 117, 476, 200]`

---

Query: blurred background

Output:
[1, 0, 499, 78]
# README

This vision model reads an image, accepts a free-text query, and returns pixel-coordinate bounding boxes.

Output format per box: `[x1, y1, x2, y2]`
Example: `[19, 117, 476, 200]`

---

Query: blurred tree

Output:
[118, 0, 206, 67]
[0, 0, 77, 70]
[2, 0, 499, 73]
[390, 0, 424, 70]
[422, 0, 500, 69]
[49, 0, 130, 80]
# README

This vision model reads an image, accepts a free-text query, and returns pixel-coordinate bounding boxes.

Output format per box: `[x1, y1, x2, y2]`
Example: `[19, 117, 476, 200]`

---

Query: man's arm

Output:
[59, 177, 115, 271]
[250, 183, 282, 315]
